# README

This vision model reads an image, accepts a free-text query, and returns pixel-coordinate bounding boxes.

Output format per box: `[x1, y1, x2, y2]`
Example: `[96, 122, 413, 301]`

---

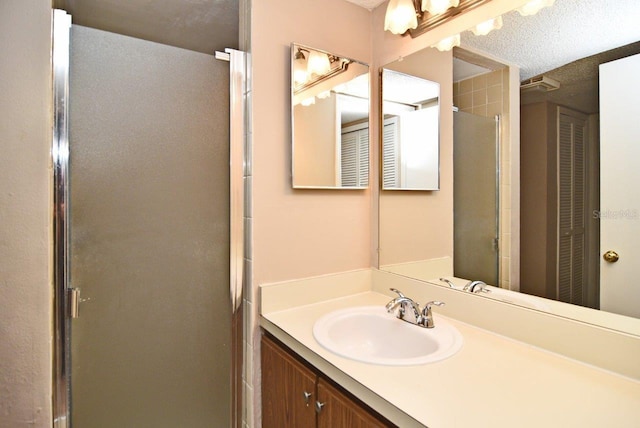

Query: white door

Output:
[599, 53, 640, 318]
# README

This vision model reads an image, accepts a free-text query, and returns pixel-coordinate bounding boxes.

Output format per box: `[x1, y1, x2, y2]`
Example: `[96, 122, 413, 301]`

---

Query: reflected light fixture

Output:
[517, 0, 555, 16]
[384, 0, 419, 35]
[432, 33, 460, 51]
[307, 50, 331, 76]
[421, 0, 459, 16]
[301, 97, 316, 106]
[293, 49, 308, 85]
[470, 15, 503, 36]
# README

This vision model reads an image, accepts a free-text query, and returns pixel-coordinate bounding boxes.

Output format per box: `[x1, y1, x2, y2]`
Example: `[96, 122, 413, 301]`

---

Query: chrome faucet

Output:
[385, 288, 445, 329]
[439, 278, 455, 288]
[385, 288, 421, 322]
[463, 280, 490, 293]
[421, 301, 445, 328]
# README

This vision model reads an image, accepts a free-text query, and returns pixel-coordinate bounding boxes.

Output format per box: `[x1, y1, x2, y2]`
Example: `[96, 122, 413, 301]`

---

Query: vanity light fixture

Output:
[307, 50, 331, 76]
[432, 33, 460, 51]
[293, 49, 308, 85]
[384, 0, 419, 34]
[516, 0, 555, 16]
[300, 96, 316, 106]
[469, 15, 503, 35]
[422, 0, 459, 15]
[317, 90, 332, 99]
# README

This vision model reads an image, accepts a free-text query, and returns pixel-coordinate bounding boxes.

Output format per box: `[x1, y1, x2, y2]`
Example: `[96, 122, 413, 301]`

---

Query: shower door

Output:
[66, 25, 237, 427]
[453, 111, 500, 285]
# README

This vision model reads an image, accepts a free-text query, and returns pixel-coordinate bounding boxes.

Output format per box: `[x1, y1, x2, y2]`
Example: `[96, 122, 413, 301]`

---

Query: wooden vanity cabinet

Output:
[261, 333, 394, 428]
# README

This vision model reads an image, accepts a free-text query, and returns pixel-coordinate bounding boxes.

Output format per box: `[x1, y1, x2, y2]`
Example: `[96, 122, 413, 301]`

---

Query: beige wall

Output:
[0, 0, 53, 426]
[293, 97, 338, 187]
[250, 0, 372, 424]
[379, 48, 454, 265]
[520, 102, 556, 298]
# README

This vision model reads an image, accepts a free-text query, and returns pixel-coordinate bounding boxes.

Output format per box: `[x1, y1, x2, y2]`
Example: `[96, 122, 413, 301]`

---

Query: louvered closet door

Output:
[341, 127, 369, 187]
[557, 108, 588, 304]
[382, 118, 400, 188]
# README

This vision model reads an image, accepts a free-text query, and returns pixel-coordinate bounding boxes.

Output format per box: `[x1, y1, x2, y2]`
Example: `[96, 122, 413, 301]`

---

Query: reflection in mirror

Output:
[378, 0, 640, 336]
[291, 43, 370, 189]
[381, 69, 440, 190]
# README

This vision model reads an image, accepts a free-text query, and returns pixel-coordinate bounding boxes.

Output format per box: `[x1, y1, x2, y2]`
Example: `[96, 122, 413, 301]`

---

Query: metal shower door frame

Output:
[51, 10, 247, 426]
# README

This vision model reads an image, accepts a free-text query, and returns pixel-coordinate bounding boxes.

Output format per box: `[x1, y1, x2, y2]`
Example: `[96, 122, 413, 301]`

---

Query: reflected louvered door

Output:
[359, 130, 369, 187]
[340, 128, 369, 187]
[341, 131, 358, 186]
[382, 118, 399, 188]
[557, 108, 587, 304]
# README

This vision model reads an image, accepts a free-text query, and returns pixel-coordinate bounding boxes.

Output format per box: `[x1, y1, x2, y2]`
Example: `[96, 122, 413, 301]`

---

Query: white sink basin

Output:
[313, 306, 463, 366]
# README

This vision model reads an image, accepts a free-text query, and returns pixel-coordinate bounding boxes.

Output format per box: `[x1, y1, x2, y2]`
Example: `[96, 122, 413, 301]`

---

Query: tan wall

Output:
[520, 102, 556, 298]
[251, 0, 372, 285]
[0, 0, 53, 426]
[293, 96, 338, 187]
[379, 48, 454, 265]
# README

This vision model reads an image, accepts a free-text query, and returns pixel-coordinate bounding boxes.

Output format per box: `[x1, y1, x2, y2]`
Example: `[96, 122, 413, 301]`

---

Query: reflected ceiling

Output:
[55, 0, 238, 54]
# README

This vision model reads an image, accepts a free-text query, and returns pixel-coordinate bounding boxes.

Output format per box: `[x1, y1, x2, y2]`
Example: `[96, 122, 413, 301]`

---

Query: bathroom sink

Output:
[312, 306, 463, 366]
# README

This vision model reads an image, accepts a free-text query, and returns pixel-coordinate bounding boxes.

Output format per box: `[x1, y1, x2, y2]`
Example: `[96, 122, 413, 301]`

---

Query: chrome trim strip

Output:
[52, 9, 72, 428]
[227, 48, 246, 313]
[226, 48, 247, 427]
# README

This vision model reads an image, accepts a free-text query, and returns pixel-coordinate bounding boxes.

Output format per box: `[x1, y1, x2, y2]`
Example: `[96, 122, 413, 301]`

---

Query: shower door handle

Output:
[68, 288, 80, 318]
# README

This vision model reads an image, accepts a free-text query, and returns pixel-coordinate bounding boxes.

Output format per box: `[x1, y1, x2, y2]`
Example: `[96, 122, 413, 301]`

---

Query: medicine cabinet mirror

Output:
[381, 69, 440, 191]
[291, 43, 370, 189]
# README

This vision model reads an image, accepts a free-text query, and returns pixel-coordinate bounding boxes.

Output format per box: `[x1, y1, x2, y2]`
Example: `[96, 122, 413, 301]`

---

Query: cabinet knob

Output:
[315, 401, 325, 413]
[302, 391, 312, 405]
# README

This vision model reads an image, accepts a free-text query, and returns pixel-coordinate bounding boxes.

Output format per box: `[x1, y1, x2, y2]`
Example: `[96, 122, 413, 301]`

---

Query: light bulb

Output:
[307, 51, 331, 76]
[384, 0, 418, 35]
[421, 0, 459, 15]
[517, 0, 555, 16]
[293, 52, 308, 86]
[317, 90, 331, 99]
[470, 15, 503, 36]
[432, 34, 460, 51]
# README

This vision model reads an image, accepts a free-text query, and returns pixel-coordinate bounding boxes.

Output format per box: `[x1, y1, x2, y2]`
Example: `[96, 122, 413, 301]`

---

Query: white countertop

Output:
[261, 290, 640, 428]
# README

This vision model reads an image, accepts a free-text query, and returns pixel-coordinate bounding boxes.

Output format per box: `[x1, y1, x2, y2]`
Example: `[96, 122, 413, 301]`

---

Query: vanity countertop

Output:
[260, 288, 640, 427]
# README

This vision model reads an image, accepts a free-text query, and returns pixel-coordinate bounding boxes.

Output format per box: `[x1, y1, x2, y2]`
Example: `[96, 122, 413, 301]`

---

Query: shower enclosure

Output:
[52, 10, 245, 427]
[453, 110, 500, 285]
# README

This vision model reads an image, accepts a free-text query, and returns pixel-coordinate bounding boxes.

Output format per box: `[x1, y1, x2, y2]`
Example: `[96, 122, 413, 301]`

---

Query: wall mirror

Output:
[379, 0, 640, 336]
[381, 69, 440, 190]
[291, 43, 370, 189]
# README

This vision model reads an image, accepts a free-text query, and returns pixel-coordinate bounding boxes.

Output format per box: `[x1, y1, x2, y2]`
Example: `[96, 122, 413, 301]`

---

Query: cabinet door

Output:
[261, 335, 316, 428]
[316, 378, 392, 428]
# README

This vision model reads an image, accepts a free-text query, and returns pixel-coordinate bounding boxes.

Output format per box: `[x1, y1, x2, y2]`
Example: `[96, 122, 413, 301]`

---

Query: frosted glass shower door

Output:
[69, 26, 232, 426]
[453, 111, 499, 285]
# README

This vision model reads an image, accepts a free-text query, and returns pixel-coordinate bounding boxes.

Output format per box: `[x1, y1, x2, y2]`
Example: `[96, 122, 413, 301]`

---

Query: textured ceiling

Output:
[57, 0, 238, 54]
[460, 0, 640, 80]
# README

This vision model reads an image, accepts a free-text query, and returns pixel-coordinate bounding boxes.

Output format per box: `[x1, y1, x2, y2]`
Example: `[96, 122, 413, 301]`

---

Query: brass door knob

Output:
[603, 250, 620, 263]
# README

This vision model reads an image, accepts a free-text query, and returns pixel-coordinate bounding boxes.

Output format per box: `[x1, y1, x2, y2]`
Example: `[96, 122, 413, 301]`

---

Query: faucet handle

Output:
[423, 301, 445, 311]
[389, 288, 406, 298]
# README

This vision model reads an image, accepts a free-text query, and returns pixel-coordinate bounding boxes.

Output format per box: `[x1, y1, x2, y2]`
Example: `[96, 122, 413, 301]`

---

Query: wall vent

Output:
[521, 75, 561, 93]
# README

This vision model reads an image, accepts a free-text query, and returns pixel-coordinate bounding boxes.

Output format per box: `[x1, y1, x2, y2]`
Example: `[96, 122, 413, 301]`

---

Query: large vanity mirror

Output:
[379, 0, 640, 335]
[291, 43, 370, 189]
